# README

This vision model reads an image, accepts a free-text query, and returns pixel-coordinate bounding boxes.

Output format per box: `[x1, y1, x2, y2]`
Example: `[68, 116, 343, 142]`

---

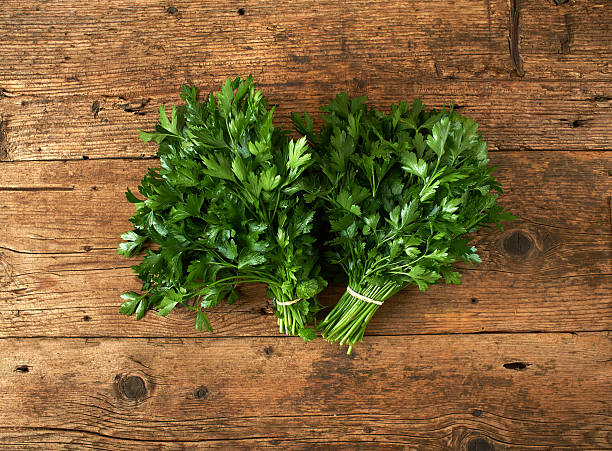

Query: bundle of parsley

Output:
[293, 93, 514, 353]
[118, 76, 325, 339]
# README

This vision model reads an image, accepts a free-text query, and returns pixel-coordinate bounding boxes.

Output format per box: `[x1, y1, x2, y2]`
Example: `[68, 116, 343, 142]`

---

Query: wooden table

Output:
[1, 1, 611, 449]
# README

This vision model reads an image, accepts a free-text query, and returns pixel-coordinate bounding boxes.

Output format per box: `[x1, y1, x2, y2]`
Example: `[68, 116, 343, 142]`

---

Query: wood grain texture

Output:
[0, 152, 610, 337]
[0, 0, 611, 160]
[1, 0, 611, 448]
[1, 333, 611, 449]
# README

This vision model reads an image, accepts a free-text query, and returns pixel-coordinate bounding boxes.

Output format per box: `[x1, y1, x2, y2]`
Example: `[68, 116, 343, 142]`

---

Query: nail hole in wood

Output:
[166, 6, 178, 14]
[471, 297, 478, 304]
[15, 365, 29, 373]
[237, 8, 245, 15]
[503, 362, 530, 371]
[472, 408, 483, 417]
[83, 315, 91, 321]
[263, 346, 273, 357]
[260, 307, 273, 315]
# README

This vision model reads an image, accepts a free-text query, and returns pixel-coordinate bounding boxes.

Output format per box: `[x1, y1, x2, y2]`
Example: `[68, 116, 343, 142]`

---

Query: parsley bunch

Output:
[118, 76, 325, 339]
[293, 93, 514, 353]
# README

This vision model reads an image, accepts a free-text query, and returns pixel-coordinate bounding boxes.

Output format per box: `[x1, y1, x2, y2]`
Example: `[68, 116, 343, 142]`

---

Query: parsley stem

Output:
[318, 279, 399, 352]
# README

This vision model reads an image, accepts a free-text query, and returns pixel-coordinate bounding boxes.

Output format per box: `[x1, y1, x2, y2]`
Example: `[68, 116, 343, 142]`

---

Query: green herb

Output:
[118, 76, 326, 338]
[293, 93, 515, 353]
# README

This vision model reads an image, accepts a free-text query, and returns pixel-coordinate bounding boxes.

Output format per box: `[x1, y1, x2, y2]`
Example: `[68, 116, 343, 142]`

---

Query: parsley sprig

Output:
[118, 76, 326, 339]
[293, 93, 515, 353]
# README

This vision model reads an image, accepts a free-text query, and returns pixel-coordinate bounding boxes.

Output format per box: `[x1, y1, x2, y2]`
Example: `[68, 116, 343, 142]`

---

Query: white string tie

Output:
[346, 286, 383, 305]
[275, 298, 301, 306]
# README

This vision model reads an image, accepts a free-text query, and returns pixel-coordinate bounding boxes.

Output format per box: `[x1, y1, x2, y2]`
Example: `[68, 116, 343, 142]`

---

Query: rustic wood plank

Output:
[1, 334, 610, 448]
[0, 151, 610, 337]
[519, 0, 612, 79]
[1, 251, 610, 338]
[346, 0, 612, 81]
[1, 0, 611, 160]
[1, 0, 608, 93]
[0, 151, 609, 252]
[2, 80, 611, 162]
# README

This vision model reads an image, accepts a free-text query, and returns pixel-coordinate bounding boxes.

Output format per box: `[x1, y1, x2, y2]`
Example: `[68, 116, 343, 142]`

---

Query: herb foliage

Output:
[118, 76, 325, 339]
[293, 93, 515, 352]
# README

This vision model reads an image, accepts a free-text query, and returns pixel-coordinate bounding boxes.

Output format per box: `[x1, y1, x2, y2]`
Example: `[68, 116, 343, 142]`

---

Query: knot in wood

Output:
[118, 375, 147, 400]
[466, 437, 495, 451]
[503, 230, 533, 257]
[194, 386, 209, 399]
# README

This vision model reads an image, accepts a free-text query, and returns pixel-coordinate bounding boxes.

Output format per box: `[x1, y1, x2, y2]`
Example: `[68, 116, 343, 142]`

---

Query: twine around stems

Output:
[275, 298, 301, 306]
[346, 286, 384, 305]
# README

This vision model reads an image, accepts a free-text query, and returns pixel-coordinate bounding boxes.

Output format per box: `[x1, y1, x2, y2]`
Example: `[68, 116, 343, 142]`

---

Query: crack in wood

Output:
[0, 88, 16, 98]
[3, 330, 604, 340]
[559, 13, 574, 54]
[592, 96, 612, 103]
[508, 0, 524, 77]
[117, 98, 151, 116]
[0, 186, 74, 192]
[0, 245, 117, 255]
[91, 100, 101, 118]
[0, 119, 8, 161]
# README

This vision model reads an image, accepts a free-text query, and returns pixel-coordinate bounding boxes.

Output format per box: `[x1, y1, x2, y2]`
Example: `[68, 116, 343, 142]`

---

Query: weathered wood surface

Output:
[1, 0, 611, 160]
[1, 152, 610, 338]
[1, 333, 611, 449]
[1, 0, 611, 448]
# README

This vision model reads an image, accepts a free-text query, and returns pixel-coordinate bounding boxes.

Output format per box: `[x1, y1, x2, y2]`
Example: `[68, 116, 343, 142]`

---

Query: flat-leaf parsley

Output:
[118, 76, 326, 339]
[293, 93, 515, 353]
